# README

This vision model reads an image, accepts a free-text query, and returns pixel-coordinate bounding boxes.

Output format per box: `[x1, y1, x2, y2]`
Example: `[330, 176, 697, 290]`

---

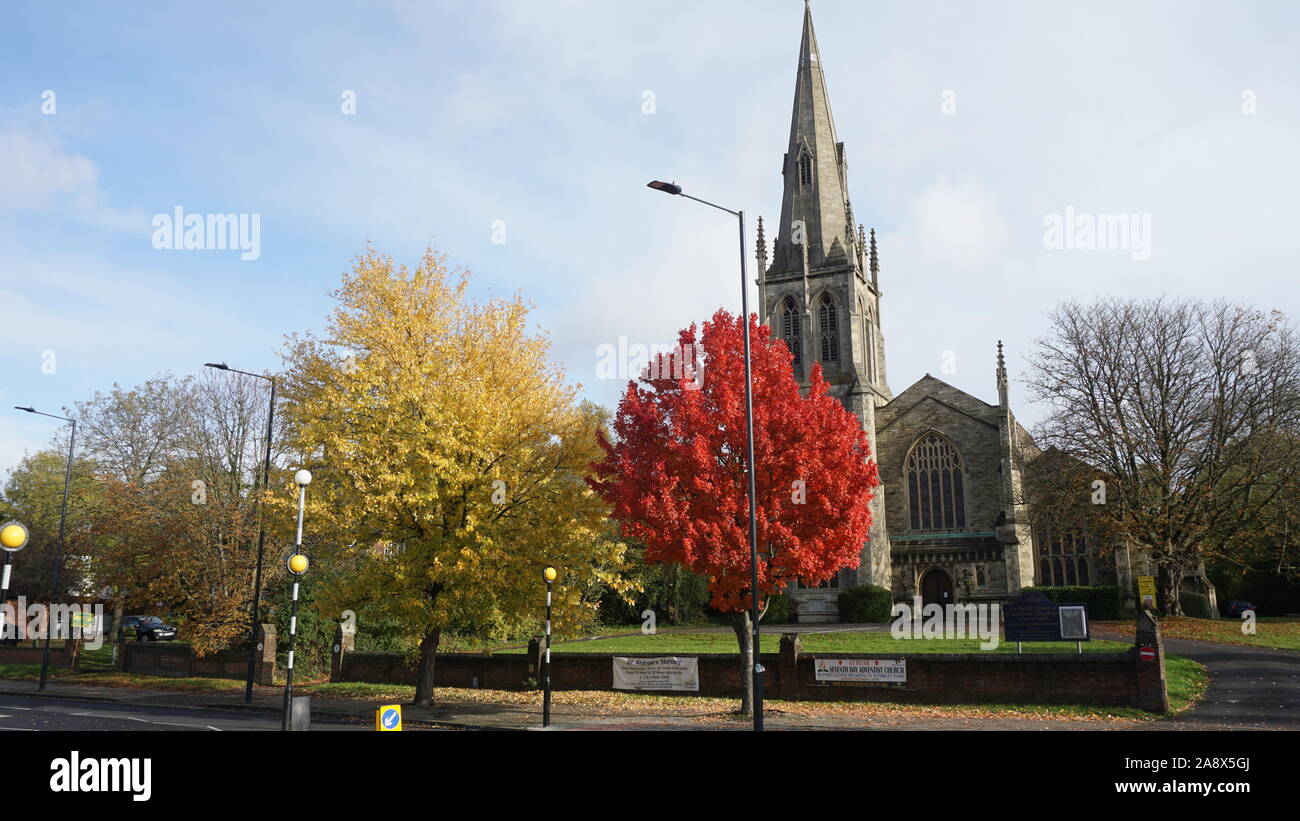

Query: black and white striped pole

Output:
[542, 566, 557, 728]
[0, 522, 30, 644]
[282, 469, 311, 731]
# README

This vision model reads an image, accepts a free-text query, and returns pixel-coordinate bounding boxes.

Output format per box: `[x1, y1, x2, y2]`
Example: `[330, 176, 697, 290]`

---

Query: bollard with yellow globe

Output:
[0, 522, 28, 552]
[0, 521, 29, 644]
[542, 565, 558, 728]
[283, 469, 312, 731]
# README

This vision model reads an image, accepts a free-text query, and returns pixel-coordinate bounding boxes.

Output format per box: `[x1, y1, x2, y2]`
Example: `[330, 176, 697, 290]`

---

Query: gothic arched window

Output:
[1034, 530, 1093, 586]
[905, 433, 966, 531]
[798, 150, 812, 187]
[818, 295, 839, 364]
[780, 300, 802, 367]
[863, 307, 877, 382]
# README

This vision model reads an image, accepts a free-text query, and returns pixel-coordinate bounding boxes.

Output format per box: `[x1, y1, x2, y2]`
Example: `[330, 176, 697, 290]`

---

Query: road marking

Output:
[70, 711, 221, 730]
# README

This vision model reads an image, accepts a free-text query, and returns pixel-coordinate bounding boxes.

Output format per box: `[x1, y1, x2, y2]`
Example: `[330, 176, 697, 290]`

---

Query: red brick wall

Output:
[122, 642, 246, 679]
[333, 644, 1159, 710]
[0, 644, 76, 668]
[786, 652, 1137, 706]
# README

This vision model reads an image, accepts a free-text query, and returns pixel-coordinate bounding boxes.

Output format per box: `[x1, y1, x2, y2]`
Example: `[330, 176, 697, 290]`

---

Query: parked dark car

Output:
[1227, 601, 1258, 618]
[121, 615, 177, 641]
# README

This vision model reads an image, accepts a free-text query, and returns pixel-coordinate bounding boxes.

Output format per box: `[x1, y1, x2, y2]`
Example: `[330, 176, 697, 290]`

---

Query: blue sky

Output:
[2, 0, 1298, 474]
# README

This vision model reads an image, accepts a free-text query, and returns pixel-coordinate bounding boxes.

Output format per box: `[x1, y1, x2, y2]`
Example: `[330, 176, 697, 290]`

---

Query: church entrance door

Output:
[921, 569, 953, 608]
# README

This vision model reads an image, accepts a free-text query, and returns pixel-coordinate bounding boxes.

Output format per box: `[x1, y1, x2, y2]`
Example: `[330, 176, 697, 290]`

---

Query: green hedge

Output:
[1180, 591, 1213, 619]
[838, 584, 894, 623]
[1021, 585, 1122, 620]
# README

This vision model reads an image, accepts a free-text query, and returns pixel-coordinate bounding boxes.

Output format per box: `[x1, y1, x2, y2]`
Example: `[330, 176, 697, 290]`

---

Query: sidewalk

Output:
[0, 677, 1143, 731]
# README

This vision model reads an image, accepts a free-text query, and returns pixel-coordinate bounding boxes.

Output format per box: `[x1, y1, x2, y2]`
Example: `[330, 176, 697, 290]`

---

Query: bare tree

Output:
[74, 375, 193, 485]
[1026, 297, 1300, 614]
[73, 369, 290, 646]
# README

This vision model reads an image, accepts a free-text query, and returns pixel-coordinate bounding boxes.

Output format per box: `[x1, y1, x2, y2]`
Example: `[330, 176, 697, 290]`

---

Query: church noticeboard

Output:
[814, 658, 907, 684]
[611, 657, 699, 692]
[1004, 592, 1090, 642]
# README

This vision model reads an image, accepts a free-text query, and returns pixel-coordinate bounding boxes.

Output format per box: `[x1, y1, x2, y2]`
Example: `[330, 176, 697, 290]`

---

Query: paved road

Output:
[1157, 638, 1300, 730]
[0, 694, 372, 731]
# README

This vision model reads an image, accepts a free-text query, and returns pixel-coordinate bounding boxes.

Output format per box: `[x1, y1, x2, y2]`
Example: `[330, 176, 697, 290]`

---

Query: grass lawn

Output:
[0, 662, 244, 692]
[1165, 653, 1210, 713]
[1096, 616, 1300, 652]
[511, 631, 1131, 655]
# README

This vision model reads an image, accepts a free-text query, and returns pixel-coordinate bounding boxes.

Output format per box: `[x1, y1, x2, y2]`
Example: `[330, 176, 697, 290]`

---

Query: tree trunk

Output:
[1158, 564, 1184, 617]
[412, 626, 441, 707]
[728, 610, 754, 716]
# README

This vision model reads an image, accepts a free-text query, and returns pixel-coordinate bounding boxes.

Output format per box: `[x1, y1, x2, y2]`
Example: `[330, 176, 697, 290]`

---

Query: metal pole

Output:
[0, 552, 13, 644]
[738, 210, 764, 732]
[647, 185, 764, 730]
[282, 483, 305, 731]
[39, 419, 75, 692]
[543, 580, 553, 728]
[245, 378, 275, 702]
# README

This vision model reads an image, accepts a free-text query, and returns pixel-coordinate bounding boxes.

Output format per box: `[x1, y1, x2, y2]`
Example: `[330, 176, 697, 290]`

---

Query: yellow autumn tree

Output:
[277, 248, 627, 705]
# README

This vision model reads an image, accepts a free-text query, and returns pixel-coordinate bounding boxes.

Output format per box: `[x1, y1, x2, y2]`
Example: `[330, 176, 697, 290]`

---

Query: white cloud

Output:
[0, 130, 149, 234]
[0, 131, 98, 210]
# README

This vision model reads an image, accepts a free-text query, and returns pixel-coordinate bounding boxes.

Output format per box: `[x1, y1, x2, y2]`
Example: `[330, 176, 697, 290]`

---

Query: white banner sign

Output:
[612, 657, 700, 692]
[814, 658, 907, 683]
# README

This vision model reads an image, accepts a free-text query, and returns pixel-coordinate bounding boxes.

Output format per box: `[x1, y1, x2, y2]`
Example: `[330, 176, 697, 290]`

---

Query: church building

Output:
[759, 4, 1125, 621]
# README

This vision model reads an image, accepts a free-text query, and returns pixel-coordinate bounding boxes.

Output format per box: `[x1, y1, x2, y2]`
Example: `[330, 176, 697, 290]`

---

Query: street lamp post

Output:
[14, 406, 76, 692]
[542, 566, 557, 728]
[282, 469, 311, 731]
[0, 521, 30, 645]
[645, 181, 764, 731]
[205, 362, 276, 703]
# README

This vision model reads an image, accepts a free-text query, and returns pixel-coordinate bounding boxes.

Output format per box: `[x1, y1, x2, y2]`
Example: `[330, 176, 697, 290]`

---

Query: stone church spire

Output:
[759, 0, 892, 596]
[770, 0, 852, 274]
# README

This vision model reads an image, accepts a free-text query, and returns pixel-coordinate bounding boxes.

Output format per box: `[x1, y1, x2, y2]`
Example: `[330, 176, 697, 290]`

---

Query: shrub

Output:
[1209, 565, 1300, 616]
[763, 591, 794, 625]
[1021, 585, 1122, 620]
[1180, 590, 1213, 619]
[267, 574, 333, 680]
[837, 584, 894, 623]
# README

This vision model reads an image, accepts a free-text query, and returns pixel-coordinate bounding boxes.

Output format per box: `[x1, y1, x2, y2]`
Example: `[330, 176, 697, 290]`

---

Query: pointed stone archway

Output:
[920, 568, 954, 608]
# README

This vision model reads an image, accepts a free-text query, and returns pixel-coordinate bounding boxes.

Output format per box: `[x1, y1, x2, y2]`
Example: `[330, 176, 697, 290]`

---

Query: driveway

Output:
[1153, 638, 1300, 730]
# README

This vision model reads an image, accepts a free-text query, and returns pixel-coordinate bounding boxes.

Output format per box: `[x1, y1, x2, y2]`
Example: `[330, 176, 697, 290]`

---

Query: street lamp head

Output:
[14, 406, 35, 413]
[204, 362, 229, 371]
[647, 180, 682, 196]
[0, 521, 29, 552]
[294, 469, 313, 487]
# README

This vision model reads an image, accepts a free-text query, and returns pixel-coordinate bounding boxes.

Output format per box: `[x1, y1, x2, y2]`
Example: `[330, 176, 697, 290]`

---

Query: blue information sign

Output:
[1004, 591, 1090, 642]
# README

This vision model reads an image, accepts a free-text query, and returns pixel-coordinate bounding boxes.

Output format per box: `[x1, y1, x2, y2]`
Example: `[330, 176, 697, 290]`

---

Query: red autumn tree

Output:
[589, 309, 879, 714]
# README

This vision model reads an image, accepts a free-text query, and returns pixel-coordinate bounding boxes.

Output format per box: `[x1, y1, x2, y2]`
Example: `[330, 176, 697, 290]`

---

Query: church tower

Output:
[758, 1, 892, 591]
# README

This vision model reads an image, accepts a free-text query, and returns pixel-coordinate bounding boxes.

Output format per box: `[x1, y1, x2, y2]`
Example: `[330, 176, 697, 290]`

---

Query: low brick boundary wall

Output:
[119, 624, 277, 684]
[331, 614, 1171, 712]
[0, 643, 77, 669]
[339, 650, 540, 690]
[785, 649, 1137, 706]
